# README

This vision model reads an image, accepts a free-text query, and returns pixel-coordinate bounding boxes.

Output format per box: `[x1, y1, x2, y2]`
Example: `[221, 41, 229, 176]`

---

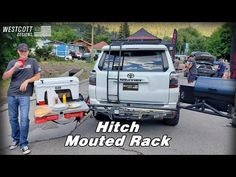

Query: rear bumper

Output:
[89, 102, 179, 120]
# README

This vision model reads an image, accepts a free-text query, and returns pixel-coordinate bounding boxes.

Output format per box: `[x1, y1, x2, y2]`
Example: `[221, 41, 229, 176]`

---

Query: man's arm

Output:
[186, 62, 193, 69]
[27, 73, 41, 83]
[20, 73, 41, 92]
[2, 61, 21, 80]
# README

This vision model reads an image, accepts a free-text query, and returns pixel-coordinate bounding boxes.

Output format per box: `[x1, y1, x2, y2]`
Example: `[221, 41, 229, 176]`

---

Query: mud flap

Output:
[179, 85, 195, 104]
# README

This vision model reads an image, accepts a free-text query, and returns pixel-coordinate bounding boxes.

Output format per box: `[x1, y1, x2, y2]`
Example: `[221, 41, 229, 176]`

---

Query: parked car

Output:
[196, 62, 217, 77]
[81, 52, 90, 60]
[65, 50, 83, 60]
[184, 52, 217, 77]
[65, 55, 73, 61]
[70, 50, 83, 59]
[88, 40, 180, 126]
[81, 51, 101, 61]
[191, 51, 211, 57]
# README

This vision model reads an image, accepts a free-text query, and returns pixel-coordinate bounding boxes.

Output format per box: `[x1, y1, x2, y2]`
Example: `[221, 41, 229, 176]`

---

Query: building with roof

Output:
[72, 39, 92, 52]
[93, 41, 108, 52]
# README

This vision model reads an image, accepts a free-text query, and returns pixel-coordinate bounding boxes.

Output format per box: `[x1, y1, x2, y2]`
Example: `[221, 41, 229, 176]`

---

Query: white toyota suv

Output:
[88, 40, 180, 125]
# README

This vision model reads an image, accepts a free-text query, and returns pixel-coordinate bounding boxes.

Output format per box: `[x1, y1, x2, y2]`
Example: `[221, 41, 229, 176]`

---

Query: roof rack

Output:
[110, 39, 162, 46]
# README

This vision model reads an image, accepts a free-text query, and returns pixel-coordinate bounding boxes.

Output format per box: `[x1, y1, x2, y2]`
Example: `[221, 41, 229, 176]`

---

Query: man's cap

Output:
[17, 43, 29, 51]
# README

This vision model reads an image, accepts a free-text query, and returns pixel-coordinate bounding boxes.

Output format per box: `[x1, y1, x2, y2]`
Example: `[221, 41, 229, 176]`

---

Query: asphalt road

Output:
[1, 73, 235, 155]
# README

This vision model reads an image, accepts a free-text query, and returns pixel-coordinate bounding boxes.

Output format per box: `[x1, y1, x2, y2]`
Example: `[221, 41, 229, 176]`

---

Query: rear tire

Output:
[163, 110, 180, 126]
[232, 118, 236, 127]
[231, 107, 236, 127]
[94, 113, 111, 121]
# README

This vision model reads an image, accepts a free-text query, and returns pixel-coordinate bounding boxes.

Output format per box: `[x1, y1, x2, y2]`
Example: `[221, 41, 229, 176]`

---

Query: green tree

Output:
[163, 36, 172, 42]
[50, 25, 77, 43]
[118, 22, 130, 39]
[118, 23, 124, 39]
[110, 31, 118, 40]
[123, 22, 130, 38]
[94, 24, 112, 44]
[95, 35, 111, 44]
[189, 36, 208, 53]
[207, 23, 234, 59]
[176, 27, 207, 54]
[35, 45, 53, 61]
[95, 24, 108, 35]
[83, 24, 92, 43]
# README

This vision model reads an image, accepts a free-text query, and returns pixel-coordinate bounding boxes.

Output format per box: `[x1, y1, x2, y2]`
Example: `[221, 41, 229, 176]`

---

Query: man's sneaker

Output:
[21, 146, 31, 155]
[9, 141, 18, 150]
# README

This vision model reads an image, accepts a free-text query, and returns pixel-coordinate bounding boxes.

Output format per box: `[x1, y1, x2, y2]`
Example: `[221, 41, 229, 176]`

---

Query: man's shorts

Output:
[217, 72, 224, 78]
[188, 73, 197, 82]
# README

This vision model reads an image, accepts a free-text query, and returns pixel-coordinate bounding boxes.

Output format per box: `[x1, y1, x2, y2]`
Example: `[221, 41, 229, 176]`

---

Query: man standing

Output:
[174, 57, 180, 70]
[2, 43, 41, 155]
[217, 58, 226, 78]
[185, 55, 198, 84]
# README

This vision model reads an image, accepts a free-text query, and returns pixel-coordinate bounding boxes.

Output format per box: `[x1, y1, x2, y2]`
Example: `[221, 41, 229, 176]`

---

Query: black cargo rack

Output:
[110, 39, 162, 46]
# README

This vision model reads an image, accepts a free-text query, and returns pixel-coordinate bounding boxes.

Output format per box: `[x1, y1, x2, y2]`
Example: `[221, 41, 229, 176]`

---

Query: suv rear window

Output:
[98, 50, 168, 72]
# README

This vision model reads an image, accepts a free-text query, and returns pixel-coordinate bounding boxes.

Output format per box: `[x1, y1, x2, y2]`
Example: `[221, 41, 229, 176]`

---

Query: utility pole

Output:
[91, 22, 94, 63]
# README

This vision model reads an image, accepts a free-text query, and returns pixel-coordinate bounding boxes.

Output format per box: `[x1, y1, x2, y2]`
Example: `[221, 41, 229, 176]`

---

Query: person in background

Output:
[174, 57, 180, 70]
[2, 43, 41, 155]
[185, 55, 198, 84]
[217, 58, 226, 78]
[222, 59, 230, 79]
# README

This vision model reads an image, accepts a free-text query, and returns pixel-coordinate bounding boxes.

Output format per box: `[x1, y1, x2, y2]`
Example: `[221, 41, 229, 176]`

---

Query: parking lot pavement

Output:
[3, 108, 234, 155]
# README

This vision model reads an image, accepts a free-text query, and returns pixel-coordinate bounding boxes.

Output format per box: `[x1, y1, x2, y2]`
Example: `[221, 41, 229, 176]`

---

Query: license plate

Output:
[123, 83, 139, 91]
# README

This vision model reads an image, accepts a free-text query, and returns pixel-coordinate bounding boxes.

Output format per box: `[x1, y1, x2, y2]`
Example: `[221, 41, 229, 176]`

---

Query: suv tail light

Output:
[89, 70, 96, 86]
[169, 72, 178, 88]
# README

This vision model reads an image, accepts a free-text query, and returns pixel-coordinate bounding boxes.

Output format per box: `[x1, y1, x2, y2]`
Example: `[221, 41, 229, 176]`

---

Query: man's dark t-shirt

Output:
[6, 58, 41, 96]
[189, 59, 197, 75]
[218, 62, 226, 74]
